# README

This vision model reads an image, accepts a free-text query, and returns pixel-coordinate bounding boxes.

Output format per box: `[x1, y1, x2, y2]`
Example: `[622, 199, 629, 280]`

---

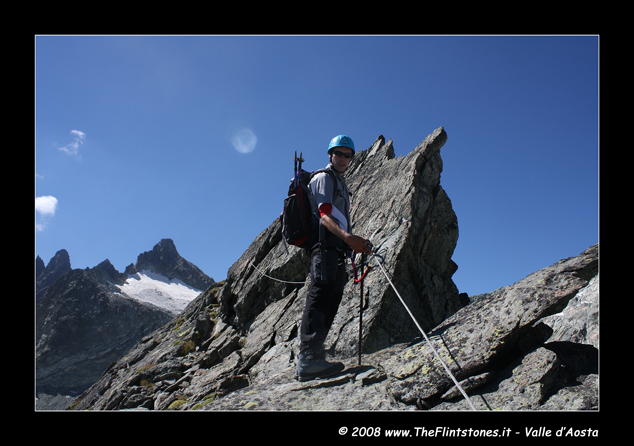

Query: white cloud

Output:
[36, 196, 58, 216]
[35, 195, 58, 231]
[58, 130, 86, 156]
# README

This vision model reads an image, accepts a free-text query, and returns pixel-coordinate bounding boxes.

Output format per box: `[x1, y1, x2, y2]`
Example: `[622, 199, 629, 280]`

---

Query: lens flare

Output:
[232, 128, 257, 154]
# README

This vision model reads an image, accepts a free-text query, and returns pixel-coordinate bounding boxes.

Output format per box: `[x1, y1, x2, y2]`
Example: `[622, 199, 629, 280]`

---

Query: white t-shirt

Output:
[308, 164, 351, 233]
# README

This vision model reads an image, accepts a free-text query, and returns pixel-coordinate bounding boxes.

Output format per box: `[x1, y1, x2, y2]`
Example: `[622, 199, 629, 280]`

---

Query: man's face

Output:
[330, 147, 354, 174]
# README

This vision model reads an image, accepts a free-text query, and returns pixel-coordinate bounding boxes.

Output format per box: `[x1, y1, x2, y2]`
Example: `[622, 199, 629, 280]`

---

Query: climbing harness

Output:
[249, 244, 384, 286]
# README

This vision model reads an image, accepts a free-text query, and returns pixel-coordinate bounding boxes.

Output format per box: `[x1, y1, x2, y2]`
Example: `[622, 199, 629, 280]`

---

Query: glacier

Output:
[116, 270, 203, 315]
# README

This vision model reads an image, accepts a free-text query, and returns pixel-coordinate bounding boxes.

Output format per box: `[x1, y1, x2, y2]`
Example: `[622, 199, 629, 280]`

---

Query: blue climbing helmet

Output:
[328, 135, 355, 155]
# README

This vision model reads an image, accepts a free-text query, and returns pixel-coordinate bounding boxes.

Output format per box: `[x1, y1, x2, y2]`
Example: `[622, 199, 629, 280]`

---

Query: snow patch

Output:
[116, 270, 203, 314]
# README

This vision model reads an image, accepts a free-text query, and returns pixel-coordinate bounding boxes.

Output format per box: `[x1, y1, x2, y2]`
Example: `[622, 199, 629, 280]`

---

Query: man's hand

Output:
[346, 234, 373, 255]
[320, 214, 372, 255]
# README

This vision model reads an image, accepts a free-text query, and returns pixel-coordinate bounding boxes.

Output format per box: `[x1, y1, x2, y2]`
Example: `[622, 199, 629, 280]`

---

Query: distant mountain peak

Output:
[36, 249, 72, 303]
[90, 259, 128, 285]
[156, 237, 177, 250]
[135, 238, 215, 291]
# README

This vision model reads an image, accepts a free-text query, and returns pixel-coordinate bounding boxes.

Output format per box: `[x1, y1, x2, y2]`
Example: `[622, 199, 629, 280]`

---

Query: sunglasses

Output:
[332, 150, 353, 159]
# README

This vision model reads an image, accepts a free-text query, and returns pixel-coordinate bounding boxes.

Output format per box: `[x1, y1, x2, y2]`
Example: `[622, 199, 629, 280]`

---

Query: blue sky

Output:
[35, 35, 599, 296]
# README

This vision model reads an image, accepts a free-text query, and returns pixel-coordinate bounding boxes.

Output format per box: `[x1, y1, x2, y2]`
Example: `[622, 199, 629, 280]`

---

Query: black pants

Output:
[299, 248, 347, 354]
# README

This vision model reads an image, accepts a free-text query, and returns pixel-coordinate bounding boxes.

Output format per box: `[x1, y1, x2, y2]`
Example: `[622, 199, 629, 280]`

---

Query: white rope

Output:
[249, 261, 307, 285]
[371, 253, 478, 411]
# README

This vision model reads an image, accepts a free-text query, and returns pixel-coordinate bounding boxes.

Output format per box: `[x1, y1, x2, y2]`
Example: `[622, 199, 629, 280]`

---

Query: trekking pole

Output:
[358, 252, 366, 366]
[293, 151, 298, 187]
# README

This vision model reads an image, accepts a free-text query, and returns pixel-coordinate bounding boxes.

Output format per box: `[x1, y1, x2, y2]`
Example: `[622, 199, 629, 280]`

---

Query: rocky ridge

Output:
[67, 128, 598, 411]
[35, 239, 216, 402]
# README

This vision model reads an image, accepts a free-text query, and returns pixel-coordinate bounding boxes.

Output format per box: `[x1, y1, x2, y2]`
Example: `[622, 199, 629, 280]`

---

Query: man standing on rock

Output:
[296, 135, 373, 382]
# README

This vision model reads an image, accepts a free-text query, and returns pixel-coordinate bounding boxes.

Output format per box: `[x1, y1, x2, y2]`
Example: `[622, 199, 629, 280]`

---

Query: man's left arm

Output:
[320, 213, 371, 255]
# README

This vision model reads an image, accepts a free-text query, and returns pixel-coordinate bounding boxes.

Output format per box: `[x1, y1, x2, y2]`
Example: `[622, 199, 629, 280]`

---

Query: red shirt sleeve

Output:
[319, 203, 332, 218]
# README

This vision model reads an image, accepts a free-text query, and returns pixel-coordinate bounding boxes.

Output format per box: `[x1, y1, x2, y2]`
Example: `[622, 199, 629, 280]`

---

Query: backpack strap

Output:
[309, 168, 348, 282]
[310, 168, 341, 198]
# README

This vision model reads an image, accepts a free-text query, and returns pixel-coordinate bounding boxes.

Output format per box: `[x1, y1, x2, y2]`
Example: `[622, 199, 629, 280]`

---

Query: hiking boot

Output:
[295, 350, 345, 382]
